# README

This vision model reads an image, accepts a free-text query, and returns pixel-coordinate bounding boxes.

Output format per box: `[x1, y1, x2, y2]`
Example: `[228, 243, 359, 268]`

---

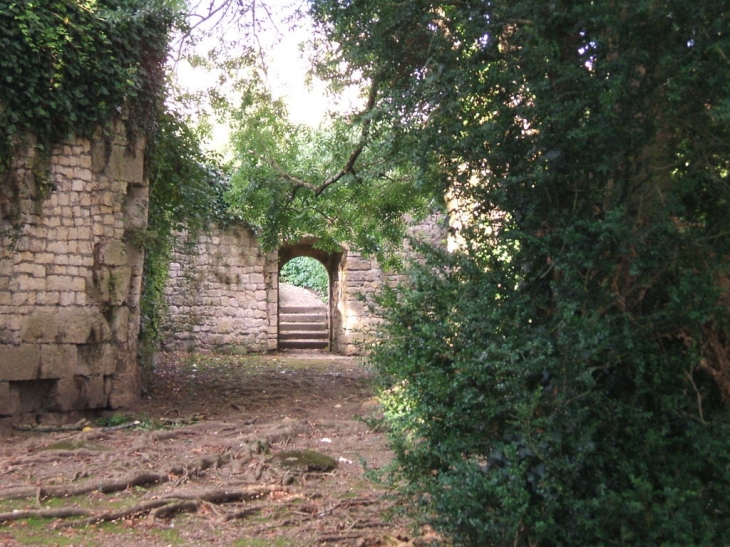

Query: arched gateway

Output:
[162, 218, 446, 356]
[277, 241, 343, 351]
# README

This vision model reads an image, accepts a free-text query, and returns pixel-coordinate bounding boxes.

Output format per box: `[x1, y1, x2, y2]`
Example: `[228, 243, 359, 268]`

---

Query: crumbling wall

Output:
[334, 216, 448, 355]
[0, 127, 148, 419]
[162, 225, 278, 354]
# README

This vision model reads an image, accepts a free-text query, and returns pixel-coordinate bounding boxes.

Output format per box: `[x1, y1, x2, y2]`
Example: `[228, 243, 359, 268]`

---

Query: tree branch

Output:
[253, 80, 380, 200]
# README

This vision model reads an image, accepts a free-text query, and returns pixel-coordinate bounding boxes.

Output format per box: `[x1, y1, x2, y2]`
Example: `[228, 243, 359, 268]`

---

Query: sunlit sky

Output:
[174, 0, 358, 150]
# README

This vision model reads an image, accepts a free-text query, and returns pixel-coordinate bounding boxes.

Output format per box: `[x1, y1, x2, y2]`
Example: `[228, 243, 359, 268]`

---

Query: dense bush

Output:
[280, 256, 329, 302]
[311, 0, 730, 545]
[373, 243, 730, 546]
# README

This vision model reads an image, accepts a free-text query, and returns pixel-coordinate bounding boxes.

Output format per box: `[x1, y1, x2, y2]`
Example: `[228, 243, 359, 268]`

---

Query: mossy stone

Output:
[271, 449, 338, 472]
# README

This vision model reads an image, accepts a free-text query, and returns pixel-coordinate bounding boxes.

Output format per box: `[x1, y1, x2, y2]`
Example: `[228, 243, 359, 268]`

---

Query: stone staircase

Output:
[278, 306, 329, 350]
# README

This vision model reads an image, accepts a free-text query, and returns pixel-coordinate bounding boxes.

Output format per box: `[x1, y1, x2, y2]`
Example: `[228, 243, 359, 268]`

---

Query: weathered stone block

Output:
[107, 371, 140, 409]
[111, 306, 130, 343]
[107, 144, 144, 184]
[0, 345, 40, 381]
[57, 308, 110, 344]
[109, 266, 131, 306]
[39, 344, 78, 379]
[49, 377, 79, 412]
[0, 382, 21, 416]
[123, 184, 149, 231]
[77, 343, 116, 376]
[21, 311, 58, 342]
[96, 239, 127, 267]
[81, 374, 107, 409]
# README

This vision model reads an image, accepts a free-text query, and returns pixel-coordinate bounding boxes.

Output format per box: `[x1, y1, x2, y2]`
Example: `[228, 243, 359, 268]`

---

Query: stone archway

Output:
[278, 241, 344, 352]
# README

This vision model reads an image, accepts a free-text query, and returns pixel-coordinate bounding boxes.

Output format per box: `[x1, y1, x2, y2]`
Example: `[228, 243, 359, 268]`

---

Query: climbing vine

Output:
[0, 0, 233, 369]
[0, 0, 179, 169]
[140, 109, 233, 366]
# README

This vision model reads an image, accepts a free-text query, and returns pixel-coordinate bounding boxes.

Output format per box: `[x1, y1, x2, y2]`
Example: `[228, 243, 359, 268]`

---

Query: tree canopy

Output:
[306, 0, 730, 545]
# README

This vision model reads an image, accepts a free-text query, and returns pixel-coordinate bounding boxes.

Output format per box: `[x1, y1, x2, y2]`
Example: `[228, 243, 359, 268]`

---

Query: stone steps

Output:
[278, 306, 329, 350]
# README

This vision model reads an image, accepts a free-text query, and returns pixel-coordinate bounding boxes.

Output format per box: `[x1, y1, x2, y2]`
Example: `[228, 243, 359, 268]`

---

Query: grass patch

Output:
[5, 518, 78, 546]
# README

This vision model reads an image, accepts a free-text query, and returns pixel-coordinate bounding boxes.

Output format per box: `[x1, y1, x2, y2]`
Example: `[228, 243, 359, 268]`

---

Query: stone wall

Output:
[334, 216, 448, 355]
[162, 215, 448, 356]
[162, 225, 278, 354]
[0, 127, 148, 419]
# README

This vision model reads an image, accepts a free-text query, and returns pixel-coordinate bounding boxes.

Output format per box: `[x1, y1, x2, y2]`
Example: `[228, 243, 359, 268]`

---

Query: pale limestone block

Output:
[70, 277, 85, 292]
[46, 240, 67, 254]
[68, 254, 85, 266]
[28, 237, 45, 252]
[0, 344, 41, 380]
[47, 275, 73, 291]
[15, 263, 35, 274]
[218, 320, 233, 334]
[20, 276, 46, 292]
[59, 292, 75, 306]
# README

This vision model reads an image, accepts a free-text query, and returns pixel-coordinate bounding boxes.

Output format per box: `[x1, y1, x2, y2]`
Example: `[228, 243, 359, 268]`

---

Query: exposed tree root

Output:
[0, 507, 90, 522]
[0, 486, 289, 527]
[64, 499, 174, 527]
[0, 453, 228, 501]
[147, 500, 200, 521]
[0, 472, 167, 501]
[11, 420, 89, 433]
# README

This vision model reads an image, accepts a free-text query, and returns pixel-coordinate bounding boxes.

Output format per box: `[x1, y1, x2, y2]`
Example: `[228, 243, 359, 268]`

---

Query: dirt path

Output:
[0, 353, 431, 547]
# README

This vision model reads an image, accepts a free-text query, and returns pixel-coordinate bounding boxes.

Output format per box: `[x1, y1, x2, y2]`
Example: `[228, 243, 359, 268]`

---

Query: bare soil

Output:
[0, 350, 439, 547]
[0, 288, 438, 546]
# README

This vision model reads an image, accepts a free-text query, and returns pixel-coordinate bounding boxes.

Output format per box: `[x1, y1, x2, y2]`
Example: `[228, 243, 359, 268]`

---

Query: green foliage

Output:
[141, 109, 232, 351]
[225, 78, 434, 257]
[0, 0, 180, 168]
[280, 256, 329, 302]
[312, 0, 730, 545]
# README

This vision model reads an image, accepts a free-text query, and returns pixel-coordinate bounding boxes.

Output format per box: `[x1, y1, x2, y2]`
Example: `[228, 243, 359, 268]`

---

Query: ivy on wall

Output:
[140, 110, 233, 364]
[0, 0, 234, 371]
[0, 0, 178, 169]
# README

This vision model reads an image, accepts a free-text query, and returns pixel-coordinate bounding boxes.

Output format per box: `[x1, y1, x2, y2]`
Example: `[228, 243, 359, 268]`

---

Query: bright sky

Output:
[174, 0, 357, 150]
